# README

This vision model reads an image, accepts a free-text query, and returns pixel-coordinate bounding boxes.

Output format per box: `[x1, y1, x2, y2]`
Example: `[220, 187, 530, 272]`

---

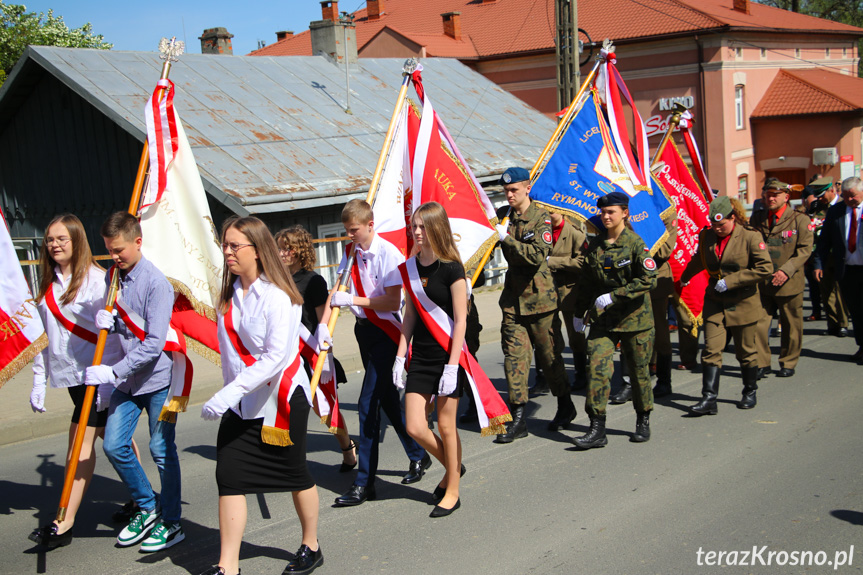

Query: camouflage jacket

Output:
[574, 227, 657, 332]
[497, 202, 558, 316]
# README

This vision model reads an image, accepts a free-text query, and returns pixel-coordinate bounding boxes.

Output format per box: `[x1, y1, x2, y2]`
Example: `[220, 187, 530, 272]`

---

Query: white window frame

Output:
[315, 222, 348, 289]
[734, 85, 745, 131]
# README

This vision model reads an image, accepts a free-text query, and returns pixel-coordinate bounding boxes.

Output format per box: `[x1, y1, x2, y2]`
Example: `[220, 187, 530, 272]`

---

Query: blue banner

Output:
[531, 92, 673, 253]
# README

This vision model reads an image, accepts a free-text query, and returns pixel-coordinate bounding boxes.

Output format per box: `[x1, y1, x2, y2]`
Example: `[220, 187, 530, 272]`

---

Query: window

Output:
[315, 223, 349, 288]
[760, 48, 766, 60]
[738, 175, 748, 204]
[795, 48, 801, 58]
[735, 47, 743, 60]
[734, 85, 745, 130]
[843, 47, 848, 58]
[826, 47, 831, 58]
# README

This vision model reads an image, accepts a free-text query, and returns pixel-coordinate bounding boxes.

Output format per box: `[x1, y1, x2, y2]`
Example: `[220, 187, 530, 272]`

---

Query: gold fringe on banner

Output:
[261, 426, 292, 447]
[0, 332, 48, 389]
[168, 278, 218, 322]
[186, 336, 221, 367]
[480, 413, 513, 437]
[158, 407, 177, 424]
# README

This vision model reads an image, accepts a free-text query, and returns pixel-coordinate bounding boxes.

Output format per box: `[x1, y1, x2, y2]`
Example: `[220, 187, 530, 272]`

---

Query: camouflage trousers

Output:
[585, 327, 655, 416]
[501, 311, 568, 405]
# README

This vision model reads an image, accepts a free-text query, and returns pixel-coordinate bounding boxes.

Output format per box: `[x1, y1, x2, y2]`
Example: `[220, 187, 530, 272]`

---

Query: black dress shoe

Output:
[402, 453, 432, 484]
[757, 367, 771, 380]
[198, 567, 240, 575]
[838, 327, 849, 338]
[283, 543, 323, 575]
[334, 484, 376, 506]
[776, 367, 795, 378]
[429, 498, 461, 518]
[28, 523, 73, 549]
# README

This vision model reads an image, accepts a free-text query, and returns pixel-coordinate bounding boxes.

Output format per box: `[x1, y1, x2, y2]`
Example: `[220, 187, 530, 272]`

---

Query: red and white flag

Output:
[139, 79, 223, 419]
[0, 207, 46, 387]
[653, 139, 711, 332]
[678, 111, 714, 202]
[372, 103, 413, 259]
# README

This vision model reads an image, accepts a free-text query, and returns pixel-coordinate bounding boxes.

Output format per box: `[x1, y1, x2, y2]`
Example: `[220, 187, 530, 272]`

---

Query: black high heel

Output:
[339, 440, 357, 473]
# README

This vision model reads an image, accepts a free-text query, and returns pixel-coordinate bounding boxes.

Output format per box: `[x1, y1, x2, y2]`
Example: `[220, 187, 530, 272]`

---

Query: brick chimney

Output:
[276, 30, 294, 41]
[310, 14, 357, 64]
[199, 27, 234, 55]
[442, 12, 461, 41]
[732, 0, 750, 14]
[368, 0, 385, 21]
[321, 1, 339, 22]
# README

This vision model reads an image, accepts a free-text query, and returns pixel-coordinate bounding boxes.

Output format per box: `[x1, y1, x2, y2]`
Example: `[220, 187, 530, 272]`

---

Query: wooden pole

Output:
[469, 55, 604, 288]
[308, 60, 417, 398]
[56, 41, 180, 523]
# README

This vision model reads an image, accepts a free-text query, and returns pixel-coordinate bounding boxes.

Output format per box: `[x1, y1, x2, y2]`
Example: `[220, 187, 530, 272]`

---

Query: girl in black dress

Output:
[394, 202, 468, 517]
[275, 225, 356, 471]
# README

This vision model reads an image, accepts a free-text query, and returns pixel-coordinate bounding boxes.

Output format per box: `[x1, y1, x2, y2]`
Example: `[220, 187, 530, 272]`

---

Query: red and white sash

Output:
[223, 301, 303, 446]
[298, 324, 346, 435]
[346, 243, 402, 344]
[399, 258, 511, 436]
[45, 283, 98, 345]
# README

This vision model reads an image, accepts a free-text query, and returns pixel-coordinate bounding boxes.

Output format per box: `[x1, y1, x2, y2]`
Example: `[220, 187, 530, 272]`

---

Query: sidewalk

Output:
[0, 287, 505, 447]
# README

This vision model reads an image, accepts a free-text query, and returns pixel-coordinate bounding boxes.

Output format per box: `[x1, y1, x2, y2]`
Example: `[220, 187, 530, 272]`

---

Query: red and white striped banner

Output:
[143, 79, 178, 209]
[298, 323, 346, 435]
[678, 111, 714, 202]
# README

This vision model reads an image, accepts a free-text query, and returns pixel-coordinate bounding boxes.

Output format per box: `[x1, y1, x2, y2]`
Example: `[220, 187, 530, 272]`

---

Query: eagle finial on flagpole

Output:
[158, 37, 184, 80]
[403, 58, 420, 75]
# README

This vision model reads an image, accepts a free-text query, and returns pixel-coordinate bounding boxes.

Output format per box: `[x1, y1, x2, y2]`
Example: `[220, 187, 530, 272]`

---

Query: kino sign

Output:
[646, 95, 696, 138]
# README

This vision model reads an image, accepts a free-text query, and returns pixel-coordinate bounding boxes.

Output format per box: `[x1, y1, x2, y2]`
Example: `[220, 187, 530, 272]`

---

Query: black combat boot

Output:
[652, 354, 673, 398]
[572, 414, 607, 449]
[531, 369, 549, 395]
[689, 364, 720, 415]
[548, 394, 577, 431]
[572, 353, 588, 390]
[632, 411, 651, 442]
[738, 366, 758, 409]
[609, 382, 632, 404]
[495, 404, 528, 443]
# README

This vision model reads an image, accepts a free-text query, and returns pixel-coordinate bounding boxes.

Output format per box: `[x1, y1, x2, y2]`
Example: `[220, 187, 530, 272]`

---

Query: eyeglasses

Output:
[278, 247, 294, 254]
[221, 242, 255, 254]
[46, 237, 71, 247]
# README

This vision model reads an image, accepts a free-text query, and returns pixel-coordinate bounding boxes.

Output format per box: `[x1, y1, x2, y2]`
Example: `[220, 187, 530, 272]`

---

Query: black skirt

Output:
[405, 355, 466, 398]
[68, 385, 108, 428]
[215, 387, 314, 496]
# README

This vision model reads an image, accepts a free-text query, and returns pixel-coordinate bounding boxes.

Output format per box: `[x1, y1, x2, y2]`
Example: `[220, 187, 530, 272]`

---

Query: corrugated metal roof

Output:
[5, 46, 554, 214]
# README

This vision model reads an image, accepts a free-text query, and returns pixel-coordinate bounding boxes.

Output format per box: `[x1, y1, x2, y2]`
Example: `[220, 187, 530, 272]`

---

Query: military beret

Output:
[499, 167, 530, 185]
[709, 196, 734, 222]
[763, 179, 790, 192]
[597, 191, 630, 208]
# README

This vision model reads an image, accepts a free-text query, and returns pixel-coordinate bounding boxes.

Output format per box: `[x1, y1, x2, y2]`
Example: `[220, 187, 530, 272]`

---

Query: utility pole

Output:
[555, 0, 579, 113]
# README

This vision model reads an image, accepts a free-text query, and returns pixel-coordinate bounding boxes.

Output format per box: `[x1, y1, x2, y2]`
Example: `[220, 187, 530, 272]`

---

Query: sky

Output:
[18, 0, 368, 56]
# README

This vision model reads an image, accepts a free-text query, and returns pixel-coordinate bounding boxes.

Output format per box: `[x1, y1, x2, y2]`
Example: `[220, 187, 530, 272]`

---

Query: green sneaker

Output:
[117, 510, 158, 547]
[139, 519, 185, 552]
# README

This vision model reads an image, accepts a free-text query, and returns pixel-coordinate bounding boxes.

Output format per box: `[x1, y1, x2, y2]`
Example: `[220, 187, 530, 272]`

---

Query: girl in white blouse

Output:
[200, 216, 322, 575]
[28, 214, 125, 549]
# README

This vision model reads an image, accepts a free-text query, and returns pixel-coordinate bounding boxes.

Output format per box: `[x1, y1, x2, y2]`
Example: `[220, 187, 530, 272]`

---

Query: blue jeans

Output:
[354, 321, 425, 487]
[103, 386, 181, 522]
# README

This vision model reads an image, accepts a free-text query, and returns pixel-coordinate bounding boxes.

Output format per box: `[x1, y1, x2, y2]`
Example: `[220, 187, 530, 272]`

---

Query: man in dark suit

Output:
[813, 177, 863, 364]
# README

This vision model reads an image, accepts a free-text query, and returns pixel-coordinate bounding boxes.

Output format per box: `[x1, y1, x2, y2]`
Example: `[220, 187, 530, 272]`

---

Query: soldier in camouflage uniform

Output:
[571, 192, 657, 449]
[493, 167, 571, 444]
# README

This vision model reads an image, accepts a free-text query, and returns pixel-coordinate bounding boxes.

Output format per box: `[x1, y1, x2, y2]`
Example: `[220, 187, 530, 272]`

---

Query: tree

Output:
[755, 0, 863, 27]
[0, 2, 112, 86]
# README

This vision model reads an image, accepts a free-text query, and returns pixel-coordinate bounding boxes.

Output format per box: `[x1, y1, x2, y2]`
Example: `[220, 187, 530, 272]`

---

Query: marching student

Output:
[199, 216, 322, 575]
[275, 225, 356, 472]
[27, 214, 126, 549]
[394, 202, 508, 517]
[329, 199, 429, 507]
[85, 211, 184, 552]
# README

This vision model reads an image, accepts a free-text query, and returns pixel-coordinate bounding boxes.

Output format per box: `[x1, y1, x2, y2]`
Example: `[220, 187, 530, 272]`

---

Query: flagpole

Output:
[56, 38, 183, 524]
[309, 58, 419, 398]
[469, 50, 606, 288]
[649, 105, 685, 169]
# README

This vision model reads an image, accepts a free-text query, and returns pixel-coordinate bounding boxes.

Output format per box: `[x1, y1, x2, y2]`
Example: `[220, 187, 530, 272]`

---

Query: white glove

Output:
[95, 309, 116, 331]
[392, 356, 406, 391]
[315, 323, 332, 350]
[96, 383, 113, 412]
[715, 279, 728, 293]
[572, 317, 586, 334]
[85, 364, 116, 386]
[30, 378, 46, 413]
[330, 291, 354, 308]
[595, 293, 613, 310]
[438, 364, 459, 396]
[201, 384, 246, 421]
[495, 223, 509, 241]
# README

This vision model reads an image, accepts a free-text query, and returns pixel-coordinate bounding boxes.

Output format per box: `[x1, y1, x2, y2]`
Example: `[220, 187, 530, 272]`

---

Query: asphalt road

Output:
[1, 328, 862, 575]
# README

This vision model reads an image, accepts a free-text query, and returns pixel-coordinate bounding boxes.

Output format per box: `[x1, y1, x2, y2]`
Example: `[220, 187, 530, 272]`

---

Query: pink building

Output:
[253, 0, 863, 199]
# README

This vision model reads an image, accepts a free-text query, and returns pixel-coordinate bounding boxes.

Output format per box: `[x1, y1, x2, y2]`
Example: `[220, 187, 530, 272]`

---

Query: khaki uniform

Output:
[574, 227, 657, 416]
[497, 203, 567, 405]
[681, 224, 772, 368]
[807, 202, 849, 330]
[547, 219, 587, 368]
[750, 207, 814, 370]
